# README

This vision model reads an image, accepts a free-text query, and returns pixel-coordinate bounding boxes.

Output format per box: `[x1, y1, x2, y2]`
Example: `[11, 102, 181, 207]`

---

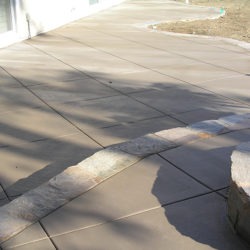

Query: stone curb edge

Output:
[0, 113, 250, 244]
[228, 141, 250, 243]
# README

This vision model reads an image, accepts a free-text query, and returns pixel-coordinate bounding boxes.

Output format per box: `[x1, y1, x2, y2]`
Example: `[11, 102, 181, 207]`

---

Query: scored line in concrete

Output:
[4, 190, 226, 249]
[157, 153, 216, 192]
[24, 40, 187, 127]
[50, 31, 250, 109]
[0, 65, 105, 149]
[66, 25, 247, 74]
[0, 113, 250, 244]
[38, 221, 58, 250]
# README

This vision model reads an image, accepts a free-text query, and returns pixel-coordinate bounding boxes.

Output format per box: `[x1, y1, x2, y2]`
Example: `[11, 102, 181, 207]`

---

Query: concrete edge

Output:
[142, 3, 250, 51]
[150, 29, 250, 51]
[228, 142, 250, 244]
[135, 12, 224, 30]
[0, 113, 250, 244]
[134, 1, 224, 29]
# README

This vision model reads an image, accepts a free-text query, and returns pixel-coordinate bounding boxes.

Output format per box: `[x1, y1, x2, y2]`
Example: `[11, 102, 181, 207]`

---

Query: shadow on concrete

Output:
[0, 59, 249, 198]
[152, 129, 250, 249]
[0, 34, 250, 248]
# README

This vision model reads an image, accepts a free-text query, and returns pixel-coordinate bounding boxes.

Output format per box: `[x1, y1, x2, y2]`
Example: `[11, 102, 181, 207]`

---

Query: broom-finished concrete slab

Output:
[50, 95, 164, 131]
[193, 75, 250, 104]
[0, 87, 43, 111]
[40, 154, 209, 235]
[0, 105, 80, 148]
[0, 132, 101, 197]
[28, 78, 119, 104]
[160, 129, 250, 190]
[0, 69, 24, 88]
[171, 104, 250, 124]
[1, 113, 250, 246]
[94, 69, 186, 94]
[85, 116, 183, 147]
[1, 223, 56, 250]
[0, 0, 250, 249]
[48, 194, 247, 250]
[0, 187, 7, 201]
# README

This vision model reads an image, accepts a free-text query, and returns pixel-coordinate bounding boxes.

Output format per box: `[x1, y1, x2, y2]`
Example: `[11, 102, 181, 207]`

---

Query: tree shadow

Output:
[0, 51, 249, 197]
[152, 130, 250, 249]
[0, 27, 250, 248]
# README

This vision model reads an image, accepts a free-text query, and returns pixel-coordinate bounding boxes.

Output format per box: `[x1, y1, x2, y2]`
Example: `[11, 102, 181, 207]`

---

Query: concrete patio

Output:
[0, 0, 250, 249]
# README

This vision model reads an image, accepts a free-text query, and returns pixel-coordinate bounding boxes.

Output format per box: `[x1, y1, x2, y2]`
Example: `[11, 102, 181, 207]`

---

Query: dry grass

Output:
[154, 0, 250, 42]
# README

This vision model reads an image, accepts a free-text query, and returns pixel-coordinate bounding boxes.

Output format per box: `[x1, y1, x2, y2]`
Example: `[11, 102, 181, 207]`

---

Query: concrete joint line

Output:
[0, 113, 250, 244]
[228, 141, 250, 244]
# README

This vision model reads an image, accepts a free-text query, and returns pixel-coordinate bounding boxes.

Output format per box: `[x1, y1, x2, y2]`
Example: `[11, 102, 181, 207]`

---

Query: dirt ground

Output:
[152, 0, 250, 43]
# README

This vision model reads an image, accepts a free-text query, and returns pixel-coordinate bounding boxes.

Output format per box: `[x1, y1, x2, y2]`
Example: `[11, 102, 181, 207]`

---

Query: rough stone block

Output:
[49, 165, 98, 198]
[231, 142, 250, 196]
[155, 127, 206, 145]
[78, 148, 140, 180]
[0, 148, 140, 244]
[2, 114, 250, 245]
[188, 120, 228, 135]
[0, 211, 29, 244]
[111, 134, 175, 157]
[228, 141, 250, 244]
[228, 183, 250, 244]
[0, 167, 97, 243]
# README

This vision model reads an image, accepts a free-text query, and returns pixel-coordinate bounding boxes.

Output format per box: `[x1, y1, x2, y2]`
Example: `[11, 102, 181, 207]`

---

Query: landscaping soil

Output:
[153, 0, 250, 43]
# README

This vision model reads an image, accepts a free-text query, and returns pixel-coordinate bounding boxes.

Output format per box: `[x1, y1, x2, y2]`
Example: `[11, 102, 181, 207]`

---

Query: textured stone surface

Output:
[1, 114, 250, 245]
[0, 175, 95, 243]
[0, 210, 30, 244]
[228, 142, 250, 244]
[41, 154, 209, 236]
[188, 120, 228, 135]
[0, 148, 140, 244]
[0, 0, 249, 247]
[155, 127, 206, 145]
[231, 142, 250, 195]
[78, 148, 140, 180]
[111, 134, 175, 157]
[0, 132, 101, 197]
[228, 183, 250, 244]
[49, 165, 98, 197]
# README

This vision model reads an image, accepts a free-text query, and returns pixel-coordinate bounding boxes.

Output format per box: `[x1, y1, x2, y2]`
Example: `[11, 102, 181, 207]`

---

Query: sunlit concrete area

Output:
[0, 0, 250, 249]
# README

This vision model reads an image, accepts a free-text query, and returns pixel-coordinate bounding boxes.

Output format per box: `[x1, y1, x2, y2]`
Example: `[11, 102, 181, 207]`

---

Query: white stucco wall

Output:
[0, 0, 124, 48]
